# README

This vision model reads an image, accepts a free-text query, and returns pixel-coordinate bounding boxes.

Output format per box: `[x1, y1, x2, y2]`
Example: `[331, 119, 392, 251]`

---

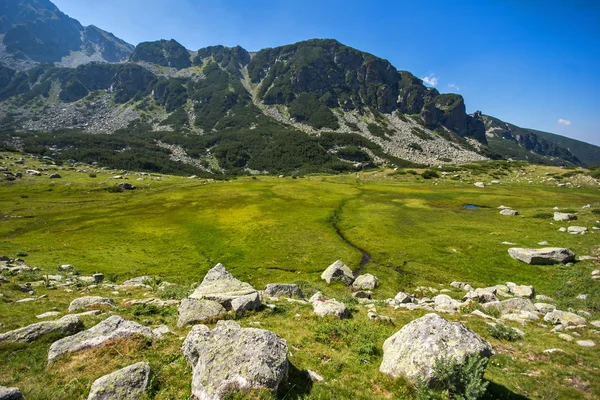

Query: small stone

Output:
[0, 386, 23, 400]
[307, 370, 325, 383]
[558, 333, 574, 342]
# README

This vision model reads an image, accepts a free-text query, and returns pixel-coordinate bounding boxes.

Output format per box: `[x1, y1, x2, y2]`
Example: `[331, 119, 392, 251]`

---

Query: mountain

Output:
[0, 0, 133, 69]
[0, 0, 598, 176]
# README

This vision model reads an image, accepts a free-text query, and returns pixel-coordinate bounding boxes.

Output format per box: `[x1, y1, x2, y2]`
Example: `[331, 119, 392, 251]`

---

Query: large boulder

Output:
[544, 310, 587, 327]
[48, 316, 156, 363]
[380, 314, 492, 384]
[0, 387, 23, 400]
[68, 296, 116, 312]
[177, 298, 226, 327]
[0, 315, 83, 343]
[189, 263, 257, 309]
[87, 362, 151, 400]
[312, 299, 350, 319]
[182, 321, 288, 400]
[508, 248, 575, 265]
[321, 260, 355, 285]
[352, 273, 378, 290]
[264, 284, 304, 299]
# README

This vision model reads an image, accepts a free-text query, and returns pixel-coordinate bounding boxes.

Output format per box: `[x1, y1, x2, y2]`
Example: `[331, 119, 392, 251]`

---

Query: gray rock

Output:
[152, 325, 174, 338]
[48, 316, 156, 363]
[558, 333, 574, 342]
[49, 173, 62, 179]
[307, 370, 325, 383]
[321, 260, 355, 285]
[60, 264, 73, 271]
[68, 296, 116, 312]
[352, 274, 378, 290]
[509, 284, 535, 298]
[463, 287, 498, 303]
[394, 291, 414, 304]
[36, 311, 61, 319]
[264, 284, 304, 299]
[544, 310, 587, 327]
[177, 298, 226, 327]
[577, 340, 596, 347]
[0, 315, 83, 343]
[182, 320, 288, 400]
[189, 264, 257, 309]
[567, 226, 588, 235]
[508, 247, 575, 265]
[313, 299, 350, 319]
[474, 182, 485, 188]
[93, 273, 104, 284]
[534, 303, 556, 313]
[485, 298, 537, 315]
[0, 387, 23, 400]
[379, 313, 492, 384]
[230, 292, 261, 313]
[554, 212, 577, 221]
[87, 362, 151, 400]
[500, 209, 518, 216]
[121, 276, 152, 288]
[308, 291, 326, 303]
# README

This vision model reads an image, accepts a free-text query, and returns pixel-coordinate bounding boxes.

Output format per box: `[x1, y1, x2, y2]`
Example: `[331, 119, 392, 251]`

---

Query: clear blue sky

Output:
[53, 0, 600, 145]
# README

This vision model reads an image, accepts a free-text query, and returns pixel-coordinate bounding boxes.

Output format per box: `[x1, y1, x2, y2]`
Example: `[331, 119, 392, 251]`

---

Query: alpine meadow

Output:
[0, 1, 599, 400]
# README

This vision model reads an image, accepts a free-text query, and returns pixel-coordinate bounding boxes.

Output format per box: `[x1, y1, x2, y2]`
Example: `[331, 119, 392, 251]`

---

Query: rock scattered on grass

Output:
[0, 315, 83, 343]
[321, 260, 355, 285]
[379, 313, 492, 384]
[0, 386, 23, 400]
[48, 316, 156, 363]
[68, 296, 116, 312]
[177, 298, 226, 327]
[189, 263, 258, 309]
[264, 284, 304, 299]
[87, 362, 151, 400]
[508, 247, 575, 265]
[182, 320, 288, 400]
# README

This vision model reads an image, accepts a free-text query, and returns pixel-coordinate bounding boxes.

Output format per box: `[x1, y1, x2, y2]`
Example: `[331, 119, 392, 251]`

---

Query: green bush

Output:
[131, 303, 176, 317]
[431, 354, 489, 400]
[421, 169, 439, 179]
[531, 212, 553, 219]
[487, 324, 521, 341]
[409, 142, 423, 151]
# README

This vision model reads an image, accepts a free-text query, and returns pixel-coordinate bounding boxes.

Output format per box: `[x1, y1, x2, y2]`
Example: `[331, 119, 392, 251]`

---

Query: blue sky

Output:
[53, 0, 600, 145]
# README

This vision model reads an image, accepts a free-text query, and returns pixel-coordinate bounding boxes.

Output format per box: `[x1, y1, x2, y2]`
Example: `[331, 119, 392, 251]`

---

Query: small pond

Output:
[464, 204, 481, 209]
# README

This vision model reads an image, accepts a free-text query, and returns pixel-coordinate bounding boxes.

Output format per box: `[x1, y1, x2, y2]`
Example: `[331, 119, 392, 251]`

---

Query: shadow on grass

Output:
[484, 381, 530, 400]
[278, 361, 313, 399]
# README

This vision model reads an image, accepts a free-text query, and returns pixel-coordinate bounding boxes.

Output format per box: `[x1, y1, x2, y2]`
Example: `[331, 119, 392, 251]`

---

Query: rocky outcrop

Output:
[264, 284, 304, 299]
[68, 296, 116, 312]
[508, 248, 575, 265]
[182, 321, 288, 400]
[321, 260, 355, 285]
[177, 298, 226, 327]
[189, 263, 258, 309]
[87, 362, 151, 400]
[380, 314, 492, 384]
[48, 316, 156, 363]
[0, 315, 83, 343]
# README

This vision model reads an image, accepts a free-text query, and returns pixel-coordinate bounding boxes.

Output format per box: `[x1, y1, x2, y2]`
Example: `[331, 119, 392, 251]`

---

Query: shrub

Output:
[531, 212, 553, 219]
[487, 324, 521, 341]
[409, 142, 423, 151]
[592, 209, 600, 215]
[406, 170, 418, 175]
[131, 303, 176, 317]
[88, 173, 97, 178]
[159, 284, 191, 300]
[107, 186, 124, 193]
[292, 279, 320, 298]
[431, 354, 489, 400]
[421, 170, 440, 179]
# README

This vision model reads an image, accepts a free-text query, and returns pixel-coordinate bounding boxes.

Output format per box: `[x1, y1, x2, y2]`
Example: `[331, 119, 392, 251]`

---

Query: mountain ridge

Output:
[0, 0, 599, 176]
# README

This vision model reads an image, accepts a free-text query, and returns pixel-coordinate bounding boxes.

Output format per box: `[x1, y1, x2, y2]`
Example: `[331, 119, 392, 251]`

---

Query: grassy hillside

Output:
[1, 155, 599, 399]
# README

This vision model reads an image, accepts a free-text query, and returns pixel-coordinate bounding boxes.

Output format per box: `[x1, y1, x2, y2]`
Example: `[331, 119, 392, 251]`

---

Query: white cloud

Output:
[557, 118, 571, 126]
[422, 73, 438, 86]
[448, 83, 460, 91]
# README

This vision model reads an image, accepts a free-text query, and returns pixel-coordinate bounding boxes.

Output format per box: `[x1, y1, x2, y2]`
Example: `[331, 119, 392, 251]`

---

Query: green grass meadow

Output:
[1, 157, 599, 399]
